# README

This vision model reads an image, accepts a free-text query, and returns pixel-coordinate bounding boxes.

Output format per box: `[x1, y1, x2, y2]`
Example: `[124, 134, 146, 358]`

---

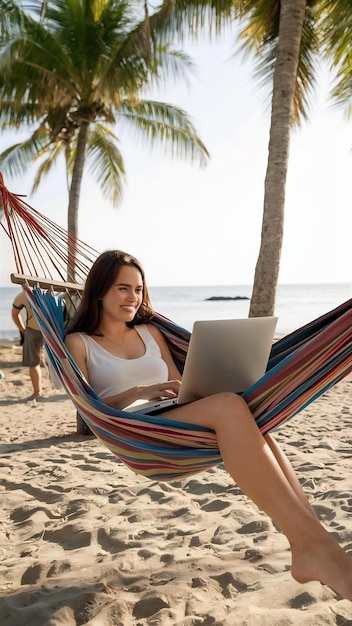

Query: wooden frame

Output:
[11, 273, 84, 293]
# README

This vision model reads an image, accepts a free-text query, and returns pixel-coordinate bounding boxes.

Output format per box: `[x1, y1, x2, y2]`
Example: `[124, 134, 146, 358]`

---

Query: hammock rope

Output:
[0, 172, 99, 283]
[1, 174, 352, 481]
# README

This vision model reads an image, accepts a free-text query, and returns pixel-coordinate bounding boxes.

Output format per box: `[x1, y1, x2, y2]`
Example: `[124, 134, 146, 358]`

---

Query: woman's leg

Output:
[161, 393, 352, 600]
[264, 433, 318, 520]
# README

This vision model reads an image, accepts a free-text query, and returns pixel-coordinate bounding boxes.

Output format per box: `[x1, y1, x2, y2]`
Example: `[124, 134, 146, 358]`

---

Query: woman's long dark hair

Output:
[67, 250, 154, 336]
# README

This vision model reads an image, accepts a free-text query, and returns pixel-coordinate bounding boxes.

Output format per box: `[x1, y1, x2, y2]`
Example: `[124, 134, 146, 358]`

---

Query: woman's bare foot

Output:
[291, 532, 352, 601]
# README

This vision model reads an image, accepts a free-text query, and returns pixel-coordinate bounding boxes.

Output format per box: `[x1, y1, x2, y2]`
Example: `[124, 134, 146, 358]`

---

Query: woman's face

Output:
[101, 264, 144, 324]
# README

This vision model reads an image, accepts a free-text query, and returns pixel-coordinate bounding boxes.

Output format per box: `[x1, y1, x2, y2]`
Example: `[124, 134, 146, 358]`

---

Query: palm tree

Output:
[158, 0, 319, 316]
[245, 0, 310, 316]
[0, 0, 209, 279]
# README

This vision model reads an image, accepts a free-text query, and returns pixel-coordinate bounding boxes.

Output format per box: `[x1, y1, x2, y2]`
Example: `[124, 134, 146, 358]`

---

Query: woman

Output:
[65, 249, 352, 601]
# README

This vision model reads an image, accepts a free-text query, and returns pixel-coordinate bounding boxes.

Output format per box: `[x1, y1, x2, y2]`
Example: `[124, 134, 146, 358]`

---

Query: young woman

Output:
[65, 249, 352, 601]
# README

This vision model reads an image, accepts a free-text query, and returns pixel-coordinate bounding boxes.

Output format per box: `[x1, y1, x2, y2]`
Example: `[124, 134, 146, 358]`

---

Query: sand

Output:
[1, 341, 352, 625]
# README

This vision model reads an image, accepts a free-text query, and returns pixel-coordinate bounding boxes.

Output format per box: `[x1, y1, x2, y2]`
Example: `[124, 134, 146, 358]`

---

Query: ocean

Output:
[1, 283, 351, 341]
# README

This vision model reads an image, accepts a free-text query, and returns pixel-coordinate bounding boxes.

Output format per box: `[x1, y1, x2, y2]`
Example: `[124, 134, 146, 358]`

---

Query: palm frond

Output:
[0, 100, 45, 127]
[0, 0, 26, 42]
[0, 127, 52, 177]
[146, 0, 235, 42]
[2, 12, 83, 105]
[86, 124, 126, 206]
[318, 0, 352, 117]
[118, 99, 210, 166]
[318, 0, 352, 64]
[233, 0, 319, 125]
[149, 47, 196, 87]
[32, 141, 66, 193]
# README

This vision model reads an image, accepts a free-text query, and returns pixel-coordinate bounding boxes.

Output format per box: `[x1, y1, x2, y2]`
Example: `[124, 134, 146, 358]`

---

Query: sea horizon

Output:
[1, 282, 350, 341]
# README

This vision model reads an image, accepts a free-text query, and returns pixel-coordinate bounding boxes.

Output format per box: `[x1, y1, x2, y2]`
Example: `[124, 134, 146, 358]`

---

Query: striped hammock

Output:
[25, 284, 352, 481]
[1, 174, 352, 481]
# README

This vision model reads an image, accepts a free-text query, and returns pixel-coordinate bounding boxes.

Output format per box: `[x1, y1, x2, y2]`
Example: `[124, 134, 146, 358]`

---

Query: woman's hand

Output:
[136, 379, 181, 402]
[91, 380, 182, 411]
[101, 380, 182, 410]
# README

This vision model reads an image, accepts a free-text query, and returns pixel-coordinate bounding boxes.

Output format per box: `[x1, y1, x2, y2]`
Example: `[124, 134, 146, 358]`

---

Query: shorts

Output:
[23, 328, 44, 367]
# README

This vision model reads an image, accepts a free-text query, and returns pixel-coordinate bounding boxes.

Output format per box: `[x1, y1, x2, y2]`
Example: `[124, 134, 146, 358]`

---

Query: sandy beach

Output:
[1, 341, 352, 625]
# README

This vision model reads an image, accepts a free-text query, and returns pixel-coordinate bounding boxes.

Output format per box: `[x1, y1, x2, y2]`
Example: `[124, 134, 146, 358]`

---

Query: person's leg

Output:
[264, 433, 318, 519]
[160, 393, 352, 600]
[23, 328, 43, 399]
[29, 364, 42, 398]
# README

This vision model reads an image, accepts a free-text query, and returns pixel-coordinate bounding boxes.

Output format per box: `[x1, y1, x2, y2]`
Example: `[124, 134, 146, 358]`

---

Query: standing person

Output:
[65, 250, 352, 602]
[12, 290, 44, 400]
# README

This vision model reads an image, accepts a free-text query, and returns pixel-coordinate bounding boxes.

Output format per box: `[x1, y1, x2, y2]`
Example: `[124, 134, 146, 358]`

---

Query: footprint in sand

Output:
[44, 523, 91, 549]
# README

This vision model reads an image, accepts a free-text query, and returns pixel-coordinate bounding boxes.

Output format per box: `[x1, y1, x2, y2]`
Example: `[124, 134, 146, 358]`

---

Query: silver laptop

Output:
[124, 316, 278, 414]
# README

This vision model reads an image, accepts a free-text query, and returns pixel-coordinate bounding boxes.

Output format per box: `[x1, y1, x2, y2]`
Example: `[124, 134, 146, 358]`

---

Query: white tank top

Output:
[78, 325, 168, 399]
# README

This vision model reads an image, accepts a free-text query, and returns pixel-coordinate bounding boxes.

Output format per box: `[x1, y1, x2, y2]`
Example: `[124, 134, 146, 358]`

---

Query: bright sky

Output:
[1, 28, 352, 288]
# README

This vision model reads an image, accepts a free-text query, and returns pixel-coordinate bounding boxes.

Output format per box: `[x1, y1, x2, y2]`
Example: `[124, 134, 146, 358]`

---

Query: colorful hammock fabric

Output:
[25, 285, 352, 481]
[1, 174, 352, 481]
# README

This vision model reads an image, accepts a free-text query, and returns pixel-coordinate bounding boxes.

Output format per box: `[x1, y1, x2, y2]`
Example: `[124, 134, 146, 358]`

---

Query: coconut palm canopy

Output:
[0, 0, 209, 253]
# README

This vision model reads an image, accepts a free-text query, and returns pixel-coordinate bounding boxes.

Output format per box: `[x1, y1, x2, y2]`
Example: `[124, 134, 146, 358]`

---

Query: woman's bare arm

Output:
[147, 324, 183, 381]
[64, 333, 89, 380]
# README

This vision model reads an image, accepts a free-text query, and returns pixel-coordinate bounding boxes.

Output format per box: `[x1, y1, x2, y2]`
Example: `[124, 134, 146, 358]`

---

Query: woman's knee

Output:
[172, 392, 252, 431]
[213, 392, 250, 421]
[219, 391, 247, 407]
[203, 392, 252, 436]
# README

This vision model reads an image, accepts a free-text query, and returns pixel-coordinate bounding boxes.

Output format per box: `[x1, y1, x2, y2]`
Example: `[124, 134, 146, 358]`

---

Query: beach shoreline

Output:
[1, 341, 352, 625]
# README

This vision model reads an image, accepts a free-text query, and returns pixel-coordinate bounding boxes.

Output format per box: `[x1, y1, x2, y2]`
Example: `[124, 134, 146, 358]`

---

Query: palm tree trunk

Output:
[249, 0, 307, 317]
[66, 121, 90, 433]
[67, 121, 89, 282]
